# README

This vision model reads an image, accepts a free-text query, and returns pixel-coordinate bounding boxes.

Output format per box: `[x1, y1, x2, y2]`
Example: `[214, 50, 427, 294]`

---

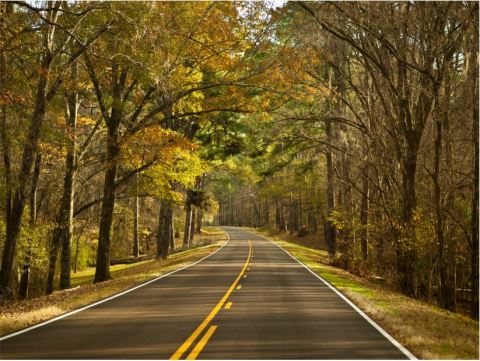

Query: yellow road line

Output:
[237, 285, 242, 290]
[224, 302, 232, 309]
[170, 240, 252, 360]
[185, 325, 218, 360]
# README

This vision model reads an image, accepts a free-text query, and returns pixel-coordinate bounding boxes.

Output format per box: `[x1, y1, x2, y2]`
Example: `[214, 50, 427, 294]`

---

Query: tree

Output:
[0, 1, 111, 299]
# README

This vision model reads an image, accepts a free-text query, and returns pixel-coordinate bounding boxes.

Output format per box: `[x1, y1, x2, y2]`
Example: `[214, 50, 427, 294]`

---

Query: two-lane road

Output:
[1, 228, 413, 359]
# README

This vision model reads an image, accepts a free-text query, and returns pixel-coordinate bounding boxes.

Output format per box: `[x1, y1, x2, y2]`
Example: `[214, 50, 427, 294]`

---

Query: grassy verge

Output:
[199, 226, 225, 235]
[254, 229, 479, 360]
[0, 229, 227, 337]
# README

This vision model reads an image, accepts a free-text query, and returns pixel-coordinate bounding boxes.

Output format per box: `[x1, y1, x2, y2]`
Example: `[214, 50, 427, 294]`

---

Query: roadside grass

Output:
[254, 229, 479, 360]
[0, 229, 227, 337]
[70, 229, 224, 288]
[71, 260, 154, 287]
[200, 226, 225, 235]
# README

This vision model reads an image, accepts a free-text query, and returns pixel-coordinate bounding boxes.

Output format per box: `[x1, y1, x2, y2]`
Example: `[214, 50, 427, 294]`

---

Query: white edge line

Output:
[0, 232, 230, 342]
[254, 231, 417, 361]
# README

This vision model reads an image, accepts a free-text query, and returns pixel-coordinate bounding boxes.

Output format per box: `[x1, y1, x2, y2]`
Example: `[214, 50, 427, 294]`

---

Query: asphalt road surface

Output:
[1, 227, 412, 360]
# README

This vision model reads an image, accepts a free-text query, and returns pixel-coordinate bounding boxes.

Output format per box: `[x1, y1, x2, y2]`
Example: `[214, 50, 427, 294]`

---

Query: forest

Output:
[0, 0, 478, 326]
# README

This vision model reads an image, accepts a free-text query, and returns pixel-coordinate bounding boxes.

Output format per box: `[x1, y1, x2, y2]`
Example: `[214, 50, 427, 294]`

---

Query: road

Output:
[1, 227, 412, 359]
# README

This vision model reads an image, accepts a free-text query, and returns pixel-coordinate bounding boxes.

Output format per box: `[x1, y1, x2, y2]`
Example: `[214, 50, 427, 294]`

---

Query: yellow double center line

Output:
[170, 240, 252, 360]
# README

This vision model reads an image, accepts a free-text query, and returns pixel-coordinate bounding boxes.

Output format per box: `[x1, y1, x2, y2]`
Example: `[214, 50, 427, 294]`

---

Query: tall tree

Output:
[0, 2, 110, 298]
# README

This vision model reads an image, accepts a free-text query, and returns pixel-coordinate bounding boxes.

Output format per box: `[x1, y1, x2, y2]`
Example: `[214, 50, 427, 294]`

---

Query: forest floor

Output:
[0, 227, 226, 337]
[252, 228, 479, 360]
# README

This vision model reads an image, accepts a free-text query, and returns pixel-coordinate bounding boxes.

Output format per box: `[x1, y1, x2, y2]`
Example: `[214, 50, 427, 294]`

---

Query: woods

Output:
[0, 0, 478, 328]
[0, 1, 280, 299]
[212, 2, 479, 319]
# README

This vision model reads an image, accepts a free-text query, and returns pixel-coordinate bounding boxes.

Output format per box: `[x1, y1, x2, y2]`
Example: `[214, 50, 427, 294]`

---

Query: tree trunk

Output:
[443, 71, 457, 313]
[0, 3, 12, 232]
[289, 194, 294, 234]
[0, 50, 52, 299]
[47, 67, 78, 293]
[307, 188, 317, 234]
[18, 259, 30, 300]
[228, 195, 234, 225]
[29, 153, 41, 226]
[196, 209, 203, 233]
[469, 24, 479, 319]
[434, 68, 456, 311]
[360, 169, 369, 261]
[395, 55, 432, 297]
[19, 153, 41, 299]
[183, 194, 193, 247]
[325, 119, 337, 256]
[169, 214, 175, 251]
[339, 147, 353, 264]
[190, 208, 196, 240]
[434, 93, 448, 309]
[280, 201, 287, 232]
[59, 63, 78, 290]
[157, 199, 174, 259]
[94, 131, 119, 283]
[333, 47, 350, 258]
[133, 174, 140, 258]
[252, 194, 260, 227]
[73, 220, 88, 274]
[396, 143, 419, 297]
[275, 199, 281, 231]
[264, 199, 269, 227]
[397, 60, 421, 295]
[219, 203, 224, 226]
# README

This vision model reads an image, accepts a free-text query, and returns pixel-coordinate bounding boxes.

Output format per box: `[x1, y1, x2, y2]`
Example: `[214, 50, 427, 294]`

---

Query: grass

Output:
[69, 235, 221, 288]
[70, 260, 154, 287]
[200, 226, 226, 235]
[0, 228, 227, 337]
[253, 229, 479, 360]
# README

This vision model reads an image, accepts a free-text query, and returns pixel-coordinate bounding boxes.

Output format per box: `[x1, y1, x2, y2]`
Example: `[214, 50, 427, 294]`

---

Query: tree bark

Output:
[183, 193, 193, 247]
[469, 21, 479, 319]
[19, 152, 41, 299]
[434, 62, 456, 311]
[264, 199, 269, 227]
[332, 42, 350, 258]
[433, 93, 448, 309]
[195, 209, 203, 233]
[59, 62, 78, 290]
[157, 199, 174, 259]
[360, 168, 369, 261]
[0, 49, 52, 299]
[325, 119, 337, 256]
[169, 214, 175, 251]
[0, 3, 12, 231]
[189, 208, 196, 242]
[396, 141, 419, 297]
[133, 174, 140, 258]
[93, 61, 125, 284]
[133, 195, 140, 258]
[94, 132, 119, 282]
[29, 154, 41, 226]
[47, 64, 78, 293]
[396, 54, 434, 297]
[275, 199, 281, 231]
[73, 220, 88, 274]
